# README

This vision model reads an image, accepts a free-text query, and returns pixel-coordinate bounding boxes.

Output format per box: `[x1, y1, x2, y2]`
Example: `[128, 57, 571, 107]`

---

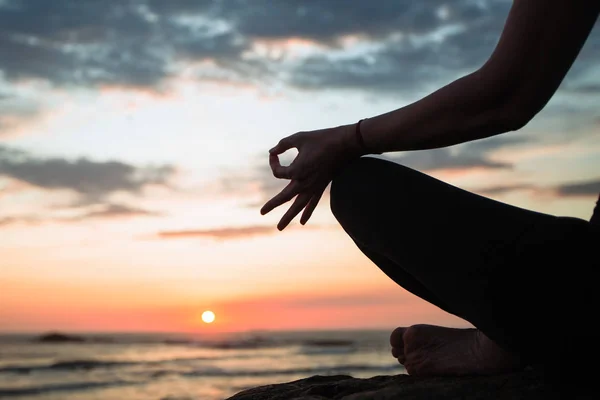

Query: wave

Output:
[105, 363, 400, 380]
[0, 363, 402, 397]
[0, 360, 136, 374]
[180, 363, 400, 378]
[51, 360, 135, 370]
[297, 347, 356, 355]
[2, 333, 376, 358]
[0, 356, 217, 374]
[26, 332, 200, 346]
[0, 380, 140, 398]
[1, 359, 399, 377]
[301, 339, 355, 347]
[16, 332, 363, 349]
[23, 335, 282, 350]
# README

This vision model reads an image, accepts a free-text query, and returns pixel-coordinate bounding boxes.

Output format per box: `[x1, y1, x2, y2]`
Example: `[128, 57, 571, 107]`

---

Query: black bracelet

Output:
[355, 119, 369, 153]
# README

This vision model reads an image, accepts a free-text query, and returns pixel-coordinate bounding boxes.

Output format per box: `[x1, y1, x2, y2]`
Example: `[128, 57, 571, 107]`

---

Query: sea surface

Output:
[0, 330, 405, 400]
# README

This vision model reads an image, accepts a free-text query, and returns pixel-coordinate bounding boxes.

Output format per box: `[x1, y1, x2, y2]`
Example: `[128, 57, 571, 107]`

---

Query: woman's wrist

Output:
[336, 122, 367, 159]
[342, 119, 382, 157]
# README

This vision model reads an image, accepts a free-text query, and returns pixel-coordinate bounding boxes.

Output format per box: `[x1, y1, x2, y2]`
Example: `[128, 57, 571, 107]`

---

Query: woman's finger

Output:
[269, 134, 299, 155]
[277, 191, 312, 231]
[269, 153, 297, 179]
[300, 185, 326, 225]
[260, 180, 300, 215]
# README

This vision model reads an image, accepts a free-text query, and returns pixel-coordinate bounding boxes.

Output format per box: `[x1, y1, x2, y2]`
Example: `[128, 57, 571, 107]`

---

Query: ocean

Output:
[0, 330, 405, 400]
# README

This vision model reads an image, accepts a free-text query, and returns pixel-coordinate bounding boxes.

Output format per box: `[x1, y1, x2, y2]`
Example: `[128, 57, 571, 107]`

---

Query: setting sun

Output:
[202, 310, 216, 324]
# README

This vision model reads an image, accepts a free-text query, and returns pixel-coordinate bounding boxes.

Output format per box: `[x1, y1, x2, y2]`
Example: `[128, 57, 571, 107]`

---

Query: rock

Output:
[35, 333, 85, 343]
[226, 368, 589, 399]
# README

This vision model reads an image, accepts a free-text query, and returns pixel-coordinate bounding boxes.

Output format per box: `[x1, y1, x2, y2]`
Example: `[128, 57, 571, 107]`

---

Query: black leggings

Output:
[330, 157, 599, 366]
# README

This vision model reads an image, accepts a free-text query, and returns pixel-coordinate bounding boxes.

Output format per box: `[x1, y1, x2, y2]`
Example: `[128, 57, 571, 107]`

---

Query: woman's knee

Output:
[331, 157, 371, 222]
[330, 157, 408, 225]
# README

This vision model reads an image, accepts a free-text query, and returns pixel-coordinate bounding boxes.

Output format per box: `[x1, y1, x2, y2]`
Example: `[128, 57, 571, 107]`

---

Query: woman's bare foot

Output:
[390, 324, 524, 376]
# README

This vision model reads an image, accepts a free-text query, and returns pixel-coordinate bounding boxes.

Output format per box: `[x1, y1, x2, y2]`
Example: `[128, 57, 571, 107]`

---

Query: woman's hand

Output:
[260, 123, 363, 230]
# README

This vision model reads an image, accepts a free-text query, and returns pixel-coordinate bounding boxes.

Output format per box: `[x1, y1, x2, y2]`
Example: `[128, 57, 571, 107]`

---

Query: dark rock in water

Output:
[226, 368, 586, 399]
[49, 360, 127, 370]
[35, 333, 85, 343]
[212, 336, 272, 349]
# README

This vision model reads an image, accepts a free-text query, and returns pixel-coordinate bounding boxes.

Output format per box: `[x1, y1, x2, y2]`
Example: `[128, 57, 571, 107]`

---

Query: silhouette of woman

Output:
[262, 1, 600, 376]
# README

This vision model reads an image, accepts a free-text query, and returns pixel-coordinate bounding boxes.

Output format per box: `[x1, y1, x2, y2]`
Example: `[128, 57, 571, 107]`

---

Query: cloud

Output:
[562, 83, 600, 94]
[288, 38, 473, 94]
[555, 178, 600, 197]
[474, 183, 536, 196]
[0, 2, 162, 88]
[286, 1, 513, 93]
[0, 145, 172, 227]
[281, 290, 412, 309]
[0, 145, 175, 201]
[158, 225, 275, 240]
[157, 223, 328, 240]
[76, 203, 160, 219]
[0, 202, 160, 228]
[0, 215, 39, 227]
[226, 1, 446, 42]
[146, 0, 214, 16]
[0, 0, 598, 101]
[384, 134, 531, 171]
[232, 0, 512, 45]
[285, 3, 600, 96]
[147, 0, 495, 42]
[387, 147, 511, 171]
[0, 0, 248, 89]
[0, 92, 41, 136]
[384, 132, 543, 172]
[467, 179, 600, 199]
[459, 134, 531, 154]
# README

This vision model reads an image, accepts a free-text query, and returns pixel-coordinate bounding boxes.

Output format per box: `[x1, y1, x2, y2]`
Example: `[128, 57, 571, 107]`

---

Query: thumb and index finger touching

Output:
[268, 134, 303, 180]
[269, 132, 304, 155]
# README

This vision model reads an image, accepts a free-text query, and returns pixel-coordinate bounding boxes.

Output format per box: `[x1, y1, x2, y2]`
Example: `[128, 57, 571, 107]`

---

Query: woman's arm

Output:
[358, 0, 600, 153]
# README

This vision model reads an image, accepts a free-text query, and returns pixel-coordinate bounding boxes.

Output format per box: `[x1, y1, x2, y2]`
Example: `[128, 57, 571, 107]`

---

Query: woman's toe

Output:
[397, 354, 406, 365]
[390, 327, 407, 347]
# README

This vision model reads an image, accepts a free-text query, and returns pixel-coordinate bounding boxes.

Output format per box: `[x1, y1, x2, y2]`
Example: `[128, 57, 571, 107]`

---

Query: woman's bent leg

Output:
[352, 240, 453, 313]
[330, 156, 599, 366]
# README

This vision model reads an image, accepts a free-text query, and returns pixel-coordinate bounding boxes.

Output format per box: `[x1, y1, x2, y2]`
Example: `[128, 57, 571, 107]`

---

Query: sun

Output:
[201, 310, 215, 324]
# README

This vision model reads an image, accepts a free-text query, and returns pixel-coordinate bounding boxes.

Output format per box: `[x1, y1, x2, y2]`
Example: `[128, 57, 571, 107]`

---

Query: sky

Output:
[1, 0, 599, 334]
